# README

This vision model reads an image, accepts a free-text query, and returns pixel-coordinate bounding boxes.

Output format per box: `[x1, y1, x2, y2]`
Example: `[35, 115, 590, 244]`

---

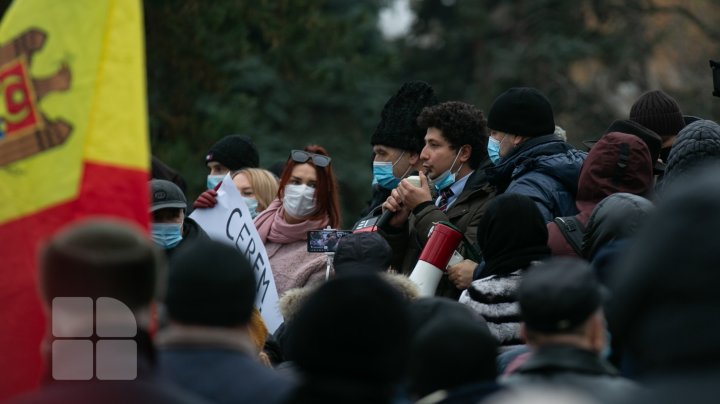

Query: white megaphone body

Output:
[409, 222, 464, 296]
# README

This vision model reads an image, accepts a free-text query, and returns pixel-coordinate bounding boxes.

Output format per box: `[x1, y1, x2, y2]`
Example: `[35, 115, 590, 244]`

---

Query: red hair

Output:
[278, 145, 341, 228]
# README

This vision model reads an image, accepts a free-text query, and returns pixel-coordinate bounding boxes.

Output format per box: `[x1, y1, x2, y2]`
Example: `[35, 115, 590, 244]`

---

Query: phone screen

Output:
[307, 230, 353, 253]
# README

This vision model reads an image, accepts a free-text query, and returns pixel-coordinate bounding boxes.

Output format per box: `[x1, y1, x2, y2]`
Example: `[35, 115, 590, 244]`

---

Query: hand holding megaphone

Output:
[409, 222, 464, 296]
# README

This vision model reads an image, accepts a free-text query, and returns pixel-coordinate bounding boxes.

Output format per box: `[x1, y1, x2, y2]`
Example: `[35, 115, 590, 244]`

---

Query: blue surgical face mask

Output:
[433, 150, 463, 191]
[207, 175, 224, 190]
[488, 136, 502, 164]
[242, 196, 259, 219]
[372, 151, 408, 190]
[152, 223, 183, 249]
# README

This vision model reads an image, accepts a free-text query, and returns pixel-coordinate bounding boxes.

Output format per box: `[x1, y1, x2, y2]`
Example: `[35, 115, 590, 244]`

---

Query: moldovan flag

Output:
[0, 0, 149, 399]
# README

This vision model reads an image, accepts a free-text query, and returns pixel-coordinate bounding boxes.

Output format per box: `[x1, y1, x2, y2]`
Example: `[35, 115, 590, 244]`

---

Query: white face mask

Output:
[283, 184, 316, 218]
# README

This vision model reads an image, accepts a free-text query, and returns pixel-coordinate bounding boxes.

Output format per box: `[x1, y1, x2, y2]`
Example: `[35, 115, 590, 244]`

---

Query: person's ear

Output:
[457, 145, 471, 164]
[408, 152, 420, 166]
[512, 135, 525, 146]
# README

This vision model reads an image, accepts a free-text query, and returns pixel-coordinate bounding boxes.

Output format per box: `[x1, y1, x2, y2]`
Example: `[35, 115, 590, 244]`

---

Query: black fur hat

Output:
[371, 81, 438, 153]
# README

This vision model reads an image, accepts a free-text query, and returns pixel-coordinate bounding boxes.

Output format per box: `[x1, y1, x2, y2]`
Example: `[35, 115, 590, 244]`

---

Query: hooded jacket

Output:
[581, 193, 654, 262]
[486, 134, 586, 223]
[459, 194, 550, 348]
[547, 132, 653, 257]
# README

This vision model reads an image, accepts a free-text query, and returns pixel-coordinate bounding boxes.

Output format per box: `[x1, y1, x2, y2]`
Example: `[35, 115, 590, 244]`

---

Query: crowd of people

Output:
[15, 82, 720, 404]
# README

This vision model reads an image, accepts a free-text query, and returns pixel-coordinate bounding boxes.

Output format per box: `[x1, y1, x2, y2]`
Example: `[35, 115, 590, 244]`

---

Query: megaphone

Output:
[409, 222, 464, 296]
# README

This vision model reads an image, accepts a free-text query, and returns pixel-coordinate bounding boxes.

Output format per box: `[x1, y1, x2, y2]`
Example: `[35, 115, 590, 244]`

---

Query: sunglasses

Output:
[290, 150, 332, 167]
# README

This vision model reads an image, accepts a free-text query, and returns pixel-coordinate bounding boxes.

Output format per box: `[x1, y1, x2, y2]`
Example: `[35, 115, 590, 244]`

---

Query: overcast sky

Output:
[378, 0, 414, 39]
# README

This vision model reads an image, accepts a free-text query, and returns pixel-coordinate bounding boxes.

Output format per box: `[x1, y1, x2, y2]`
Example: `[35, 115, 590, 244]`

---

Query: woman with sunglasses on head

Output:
[254, 145, 341, 296]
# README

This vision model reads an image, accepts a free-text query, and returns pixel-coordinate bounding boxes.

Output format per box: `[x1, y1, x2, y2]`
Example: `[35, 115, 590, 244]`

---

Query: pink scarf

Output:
[254, 199, 329, 244]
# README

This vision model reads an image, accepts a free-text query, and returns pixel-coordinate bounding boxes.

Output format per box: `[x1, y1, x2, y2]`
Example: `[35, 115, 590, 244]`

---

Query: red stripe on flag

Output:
[0, 161, 149, 400]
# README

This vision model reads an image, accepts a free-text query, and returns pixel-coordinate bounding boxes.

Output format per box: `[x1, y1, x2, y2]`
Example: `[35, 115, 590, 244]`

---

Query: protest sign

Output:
[190, 174, 283, 333]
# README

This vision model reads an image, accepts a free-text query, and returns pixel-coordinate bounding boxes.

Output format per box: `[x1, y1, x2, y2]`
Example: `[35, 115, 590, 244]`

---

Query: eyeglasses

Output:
[290, 150, 332, 167]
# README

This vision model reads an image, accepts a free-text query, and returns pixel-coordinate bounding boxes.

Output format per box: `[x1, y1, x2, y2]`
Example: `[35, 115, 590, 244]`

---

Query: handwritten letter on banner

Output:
[190, 174, 283, 333]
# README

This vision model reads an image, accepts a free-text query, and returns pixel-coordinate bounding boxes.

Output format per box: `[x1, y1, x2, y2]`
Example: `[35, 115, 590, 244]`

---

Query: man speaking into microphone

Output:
[379, 101, 497, 298]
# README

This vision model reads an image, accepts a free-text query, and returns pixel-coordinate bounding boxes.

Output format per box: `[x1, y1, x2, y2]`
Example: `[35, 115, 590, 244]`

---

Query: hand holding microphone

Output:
[378, 171, 433, 229]
[396, 171, 432, 210]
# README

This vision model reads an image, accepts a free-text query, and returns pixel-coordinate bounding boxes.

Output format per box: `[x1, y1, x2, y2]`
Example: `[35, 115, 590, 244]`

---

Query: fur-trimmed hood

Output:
[278, 271, 419, 322]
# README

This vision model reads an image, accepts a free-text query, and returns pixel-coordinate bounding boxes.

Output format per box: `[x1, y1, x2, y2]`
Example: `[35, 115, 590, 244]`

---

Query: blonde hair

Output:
[233, 168, 279, 213]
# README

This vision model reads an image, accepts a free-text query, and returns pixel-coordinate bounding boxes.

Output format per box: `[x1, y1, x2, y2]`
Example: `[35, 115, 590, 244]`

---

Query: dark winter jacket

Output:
[503, 345, 641, 403]
[156, 326, 295, 404]
[14, 330, 206, 404]
[581, 193, 653, 261]
[380, 161, 497, 298]
[165, 217, 210, 260]
[609, 163, 720, 380]
[486, 134, 586, 223]
[657, 119, 720, 194]
[617, 161, 720, 402]
[547, 132, 654, 257]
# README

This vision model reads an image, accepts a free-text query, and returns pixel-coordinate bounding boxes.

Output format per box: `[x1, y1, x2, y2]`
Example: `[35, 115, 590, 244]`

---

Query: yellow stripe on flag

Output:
[0, 0, 148, 225]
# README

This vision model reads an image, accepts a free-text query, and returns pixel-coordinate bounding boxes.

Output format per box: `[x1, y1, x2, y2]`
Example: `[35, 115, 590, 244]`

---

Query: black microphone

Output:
[376, 171, 429, 230]
[375, 206, 394, 230]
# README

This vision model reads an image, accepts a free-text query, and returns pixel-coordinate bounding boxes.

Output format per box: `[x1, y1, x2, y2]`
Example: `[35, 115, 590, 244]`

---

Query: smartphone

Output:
[307, 229, 353, 253]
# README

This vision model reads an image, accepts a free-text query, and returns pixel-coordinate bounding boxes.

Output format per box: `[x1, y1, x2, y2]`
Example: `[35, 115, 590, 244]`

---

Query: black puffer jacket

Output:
[658, 120, 720, 193]
[581, 193, 654, 261]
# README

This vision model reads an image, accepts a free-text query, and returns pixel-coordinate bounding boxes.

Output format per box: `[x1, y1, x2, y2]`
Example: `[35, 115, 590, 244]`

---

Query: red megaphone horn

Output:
[409, 222, 463, 296]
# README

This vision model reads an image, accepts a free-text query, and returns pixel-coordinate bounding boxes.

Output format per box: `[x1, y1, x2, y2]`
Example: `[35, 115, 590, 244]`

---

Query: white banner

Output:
[190, 174, 283, 333]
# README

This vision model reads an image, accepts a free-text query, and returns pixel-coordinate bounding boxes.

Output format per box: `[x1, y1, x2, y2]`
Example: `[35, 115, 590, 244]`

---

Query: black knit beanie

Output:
[487, 87, 555, 137]
[205, 135, 260, 170]
[629, 90, 685, 137]
[167, 239, 256, 327]
[371, 81, 438, 153]
[287, 273, 411, 384]
[662, 120, 720, 191]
